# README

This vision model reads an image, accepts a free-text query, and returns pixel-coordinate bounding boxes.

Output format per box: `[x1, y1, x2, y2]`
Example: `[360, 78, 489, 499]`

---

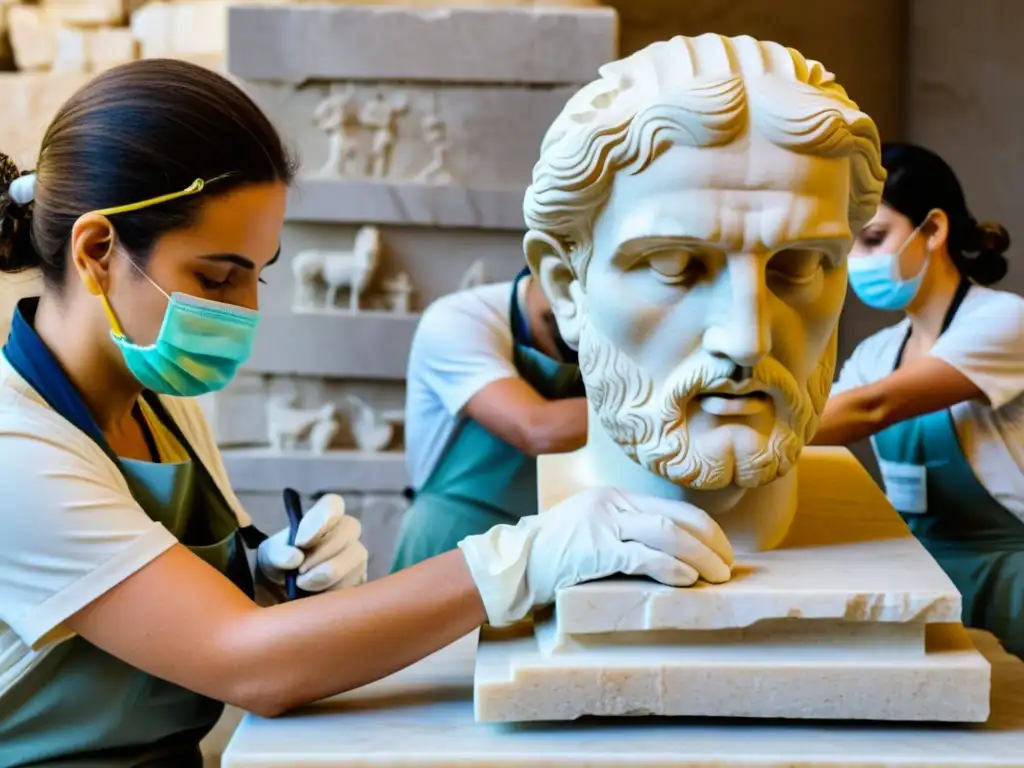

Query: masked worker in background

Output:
[814, 142, 1024, 658]
[389, 266, 587, 571]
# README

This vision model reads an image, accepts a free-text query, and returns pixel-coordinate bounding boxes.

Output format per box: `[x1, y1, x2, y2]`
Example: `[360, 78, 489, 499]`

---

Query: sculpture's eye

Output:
[646, 249, 705, 285]
[767, 249, 823, 285]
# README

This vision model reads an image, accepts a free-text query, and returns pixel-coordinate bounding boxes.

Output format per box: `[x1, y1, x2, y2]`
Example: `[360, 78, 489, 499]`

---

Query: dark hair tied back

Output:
[0, 58, 295, 289]
[0, 154, 38, 273]
[880, 142, 1010, 286]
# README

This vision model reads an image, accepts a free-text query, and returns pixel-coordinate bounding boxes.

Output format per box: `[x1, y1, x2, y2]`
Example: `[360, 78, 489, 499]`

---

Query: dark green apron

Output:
[0, 298, 257, 767]
[389, 270, 584, 571]
[871, 280, 1024, 659]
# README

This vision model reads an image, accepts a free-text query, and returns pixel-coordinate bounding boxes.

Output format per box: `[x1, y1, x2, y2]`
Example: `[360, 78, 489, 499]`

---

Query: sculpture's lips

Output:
[696, 380, 770, 399]
[696, 381, 771, 416]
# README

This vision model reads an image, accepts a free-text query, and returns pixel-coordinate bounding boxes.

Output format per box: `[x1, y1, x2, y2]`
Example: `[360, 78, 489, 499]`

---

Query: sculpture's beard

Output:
[577, 321, 836, 490]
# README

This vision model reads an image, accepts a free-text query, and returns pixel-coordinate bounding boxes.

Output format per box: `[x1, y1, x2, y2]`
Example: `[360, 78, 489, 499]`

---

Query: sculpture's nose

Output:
[702, 256, 772, 370]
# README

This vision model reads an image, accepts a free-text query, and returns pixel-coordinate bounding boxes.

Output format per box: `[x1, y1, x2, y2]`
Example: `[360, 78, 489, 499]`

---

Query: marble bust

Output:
[524, 33, 886, 552]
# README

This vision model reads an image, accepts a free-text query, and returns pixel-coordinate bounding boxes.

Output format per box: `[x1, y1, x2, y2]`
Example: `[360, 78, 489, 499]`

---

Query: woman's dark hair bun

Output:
[963, 219, 1010, 286]
[0, 152, 40, 274]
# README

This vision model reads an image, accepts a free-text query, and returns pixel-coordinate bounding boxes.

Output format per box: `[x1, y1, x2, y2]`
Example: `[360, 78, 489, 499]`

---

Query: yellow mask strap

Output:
[90, 172, 235, 337]
[92, 172, 236, 217]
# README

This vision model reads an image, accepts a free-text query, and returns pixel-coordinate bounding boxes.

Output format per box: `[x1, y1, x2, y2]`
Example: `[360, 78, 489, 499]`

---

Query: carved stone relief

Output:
[290, 225, 417, 314]
[229, 375, 406, 455]
[311, 86, 456, 185]
[457, 258, 490, 291]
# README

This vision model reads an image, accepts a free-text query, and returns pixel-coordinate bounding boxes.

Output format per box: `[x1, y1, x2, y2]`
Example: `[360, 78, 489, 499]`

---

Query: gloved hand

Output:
[458, 486, 734, 627]
[257, 493, 369, 593]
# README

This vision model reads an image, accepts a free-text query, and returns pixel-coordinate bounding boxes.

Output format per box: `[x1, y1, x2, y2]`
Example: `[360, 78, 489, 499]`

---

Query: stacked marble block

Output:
[213, 2, 619, 578]
[476, 448, 992, 722]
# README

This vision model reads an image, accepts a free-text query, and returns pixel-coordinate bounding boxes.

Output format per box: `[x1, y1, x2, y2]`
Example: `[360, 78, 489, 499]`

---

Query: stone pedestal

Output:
[474, 447, 991, 722]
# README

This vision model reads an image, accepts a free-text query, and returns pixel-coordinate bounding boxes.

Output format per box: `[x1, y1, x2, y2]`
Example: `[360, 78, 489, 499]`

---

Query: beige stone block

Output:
[89, 26, 138, 70]
[52, 24, 86, 71]
[43, 0, 129, 27]
[130, 0, 226, 62]
[0, 72, 91, 167]
[8, 6, 57, 71]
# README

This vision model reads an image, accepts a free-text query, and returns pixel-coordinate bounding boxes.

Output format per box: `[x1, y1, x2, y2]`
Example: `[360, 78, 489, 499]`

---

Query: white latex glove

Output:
[458, 486, 734, 627]
[257, 493, 368, 593]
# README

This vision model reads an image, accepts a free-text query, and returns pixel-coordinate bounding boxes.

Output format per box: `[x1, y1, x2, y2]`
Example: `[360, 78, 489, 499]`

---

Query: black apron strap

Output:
[893, 278, 971, 370]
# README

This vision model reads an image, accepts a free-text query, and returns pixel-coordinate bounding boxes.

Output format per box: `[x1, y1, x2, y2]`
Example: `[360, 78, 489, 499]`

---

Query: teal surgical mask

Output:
[847, 214, 934, 311]
[99, 262, 259, 397]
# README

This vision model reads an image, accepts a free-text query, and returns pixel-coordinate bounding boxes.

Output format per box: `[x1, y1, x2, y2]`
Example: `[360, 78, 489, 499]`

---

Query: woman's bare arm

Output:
[67, 545, 486, 717]
[812, 355, 983, 446]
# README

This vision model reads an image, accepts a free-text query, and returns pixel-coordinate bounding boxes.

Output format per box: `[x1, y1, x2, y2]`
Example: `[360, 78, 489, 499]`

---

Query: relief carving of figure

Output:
[359, 92, 410, 179]
[291, 225, 383, 312]
[525, 34, 885, 552]
[313, 84, 362, 178]
[415, 112, 454, 184]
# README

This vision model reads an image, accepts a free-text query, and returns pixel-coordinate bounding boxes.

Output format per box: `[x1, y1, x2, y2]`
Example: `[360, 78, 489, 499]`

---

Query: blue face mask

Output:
[847, 217, 931, 311]
[100, 266, 259, 397]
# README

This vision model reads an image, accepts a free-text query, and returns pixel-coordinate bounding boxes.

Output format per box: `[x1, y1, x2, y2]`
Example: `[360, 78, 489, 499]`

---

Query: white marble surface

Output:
[544, 448, 963, 635]
[223, 629, 1024, 767]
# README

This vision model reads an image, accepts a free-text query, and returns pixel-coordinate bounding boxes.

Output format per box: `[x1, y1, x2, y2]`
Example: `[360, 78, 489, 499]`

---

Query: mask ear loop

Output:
[87, 172, 236, 340]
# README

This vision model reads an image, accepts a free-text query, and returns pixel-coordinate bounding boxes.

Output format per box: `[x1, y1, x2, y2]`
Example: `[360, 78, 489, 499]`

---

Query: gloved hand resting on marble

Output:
[458, 486, 734, 627]
[258, 493, 369, 592]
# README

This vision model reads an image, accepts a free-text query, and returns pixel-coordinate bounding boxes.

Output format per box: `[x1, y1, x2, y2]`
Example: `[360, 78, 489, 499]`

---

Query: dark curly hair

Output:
[881, 142, 1009, 286]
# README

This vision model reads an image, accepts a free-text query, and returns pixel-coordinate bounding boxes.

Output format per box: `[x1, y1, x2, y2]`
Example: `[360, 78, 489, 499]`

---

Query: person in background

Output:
[0, 59, 734, 767]
[813, 142, 1024, 658]
[390, 266, 588, 571]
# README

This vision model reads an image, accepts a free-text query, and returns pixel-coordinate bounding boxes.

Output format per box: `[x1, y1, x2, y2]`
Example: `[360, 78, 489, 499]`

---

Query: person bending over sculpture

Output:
[0, 59, 731, 767]
[814, 142, 1024, 658]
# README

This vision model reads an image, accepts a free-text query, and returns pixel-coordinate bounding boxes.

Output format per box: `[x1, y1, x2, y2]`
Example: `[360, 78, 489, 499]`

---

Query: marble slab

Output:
[222, 629, 1024, 768]
[471, 447, 989, 723]
[226, 4, 617, 85]
[475, 620, 990, 723]
[544, 448, 963, 634]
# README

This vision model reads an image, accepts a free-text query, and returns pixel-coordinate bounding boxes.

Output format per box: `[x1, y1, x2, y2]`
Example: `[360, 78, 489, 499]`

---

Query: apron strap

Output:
[893, 277, 971, 369]
[4, 300, 271, 550]
[140, 393, 270, 548]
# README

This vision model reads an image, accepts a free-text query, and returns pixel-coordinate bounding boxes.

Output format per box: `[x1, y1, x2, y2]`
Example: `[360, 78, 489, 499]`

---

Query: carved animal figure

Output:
[309, 419, 340, 454]
[266, 394, 337, 452]
[291, 226, 383, 312]
[344, 394, 393, 453]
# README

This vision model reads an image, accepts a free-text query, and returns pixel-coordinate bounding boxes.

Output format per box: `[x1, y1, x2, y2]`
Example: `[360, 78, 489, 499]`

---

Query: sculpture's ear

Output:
[524, 229, 585, 347]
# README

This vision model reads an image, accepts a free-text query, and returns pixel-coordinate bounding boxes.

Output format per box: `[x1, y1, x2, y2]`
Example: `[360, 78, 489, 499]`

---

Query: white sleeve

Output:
[930, 292, 1024, 410]
[410, 294, 519, 416]
[0, 424, 177, 650]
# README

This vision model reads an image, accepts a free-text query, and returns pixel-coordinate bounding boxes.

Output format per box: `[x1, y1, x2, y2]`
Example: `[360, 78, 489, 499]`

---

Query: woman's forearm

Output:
[811, 389, 885, 446]
[230, 549, 486, 715]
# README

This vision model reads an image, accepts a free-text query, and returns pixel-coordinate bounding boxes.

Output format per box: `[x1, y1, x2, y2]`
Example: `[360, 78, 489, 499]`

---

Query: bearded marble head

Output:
[524, 34, 886, 492]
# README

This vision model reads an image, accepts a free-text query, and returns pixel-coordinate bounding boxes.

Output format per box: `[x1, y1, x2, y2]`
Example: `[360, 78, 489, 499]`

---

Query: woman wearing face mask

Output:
[812, 142, 1024, 657]
[0, 60, 734, 767]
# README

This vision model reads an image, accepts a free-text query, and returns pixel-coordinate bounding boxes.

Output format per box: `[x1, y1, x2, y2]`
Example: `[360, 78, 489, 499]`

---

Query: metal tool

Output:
[282, 487, 311, 600]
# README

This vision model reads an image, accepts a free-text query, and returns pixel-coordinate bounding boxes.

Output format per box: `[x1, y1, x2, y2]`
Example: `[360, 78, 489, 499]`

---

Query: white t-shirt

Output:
[404, 280, 526, 489]
[832, 285, 1024, 519]
[0, 356, 252, 703]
